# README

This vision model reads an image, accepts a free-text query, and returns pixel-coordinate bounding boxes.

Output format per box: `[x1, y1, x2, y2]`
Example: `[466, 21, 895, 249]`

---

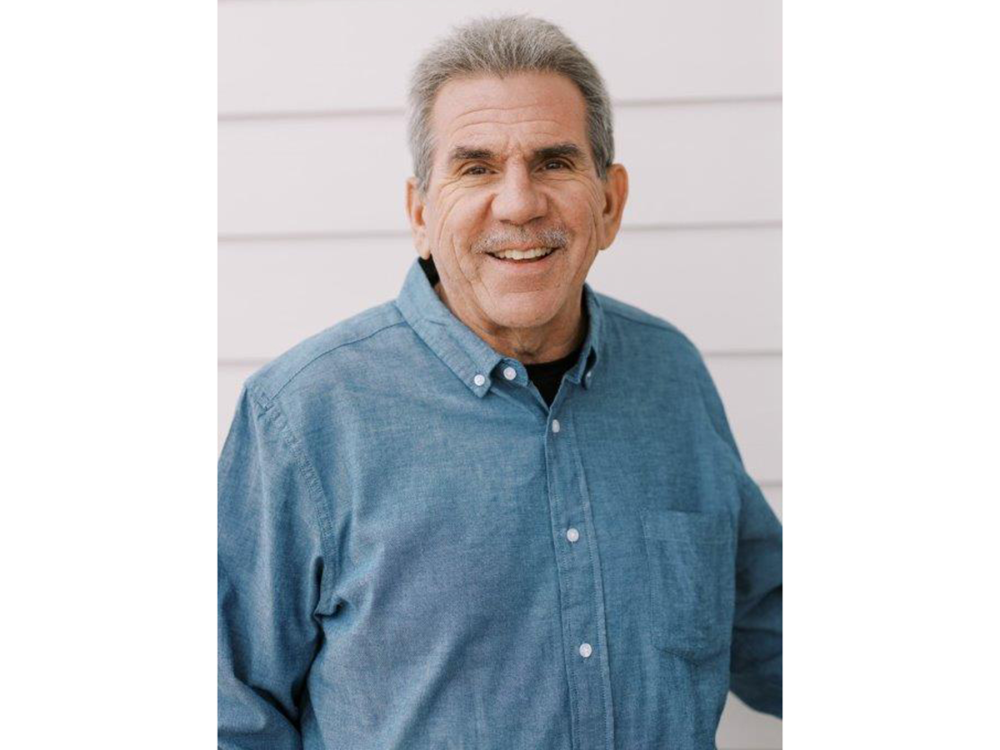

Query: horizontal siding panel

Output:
[218, 354, 780, 483]
[589, 228, 781, 353]
[703, 355, 781, 484]
[219, 0, 781, 116]
[218, 238, 413, 361]
[762, 486, 782, 521]
[218, 227, 780, 360]
[218, 363, 252, 457]
[219, 101, 781, 236]
[718, 688, 782, 748]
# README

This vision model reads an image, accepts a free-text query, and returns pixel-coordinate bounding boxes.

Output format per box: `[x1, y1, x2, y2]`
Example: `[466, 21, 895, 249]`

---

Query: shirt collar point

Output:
[399, 257, 605, 397]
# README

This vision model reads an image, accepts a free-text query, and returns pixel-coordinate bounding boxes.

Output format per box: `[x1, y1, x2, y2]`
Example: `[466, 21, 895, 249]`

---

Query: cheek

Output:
[432, 192, 481, 250]
[558, 188, 604, 245]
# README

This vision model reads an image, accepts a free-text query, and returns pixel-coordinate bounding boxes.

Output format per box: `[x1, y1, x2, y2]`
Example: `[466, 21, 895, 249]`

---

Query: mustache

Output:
[471, 226, 571, 254]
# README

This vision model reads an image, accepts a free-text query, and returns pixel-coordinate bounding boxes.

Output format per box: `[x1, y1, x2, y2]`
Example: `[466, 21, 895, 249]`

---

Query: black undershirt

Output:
[420, 256, 584, 406]
[524, 342, 584, 407]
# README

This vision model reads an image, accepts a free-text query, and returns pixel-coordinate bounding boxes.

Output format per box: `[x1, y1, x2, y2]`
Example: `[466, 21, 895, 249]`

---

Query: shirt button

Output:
[585, 370, 593, 383]
[579, 642, 593, 658]
[503, 366, 516, 381]
[566, 527, 579, 543]
[473, 374, 486, 387]
[551, 419, 561, 434]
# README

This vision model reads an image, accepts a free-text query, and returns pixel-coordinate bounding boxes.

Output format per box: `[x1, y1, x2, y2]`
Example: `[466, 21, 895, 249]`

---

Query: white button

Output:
[566, 527, 580, 543]
[473, 374, 486, 387]
[585, 370, 593, 382]
[503, 366, 517, 381]
[551, 419, 561, 433]
[579, 642, 593, 658]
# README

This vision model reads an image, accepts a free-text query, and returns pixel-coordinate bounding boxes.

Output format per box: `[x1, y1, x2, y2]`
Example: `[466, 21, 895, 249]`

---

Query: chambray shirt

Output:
[218, 257, 783, 750]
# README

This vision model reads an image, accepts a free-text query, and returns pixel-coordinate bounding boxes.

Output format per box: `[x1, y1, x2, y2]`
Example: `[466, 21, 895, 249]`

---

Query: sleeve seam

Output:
[255, 388, 340, 609]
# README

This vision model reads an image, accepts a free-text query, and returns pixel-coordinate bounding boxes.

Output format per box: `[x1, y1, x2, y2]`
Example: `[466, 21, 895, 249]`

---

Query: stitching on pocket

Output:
[641, 508, 735, 662]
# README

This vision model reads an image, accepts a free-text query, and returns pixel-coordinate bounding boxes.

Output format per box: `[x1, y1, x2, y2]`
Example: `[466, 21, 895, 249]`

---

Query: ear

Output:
[597, 164, 629, 251]
[405, 177, 432, 260]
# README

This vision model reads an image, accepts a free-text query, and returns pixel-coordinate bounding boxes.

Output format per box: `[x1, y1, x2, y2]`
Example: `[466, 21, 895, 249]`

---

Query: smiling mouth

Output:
[486, 247, 558, 263]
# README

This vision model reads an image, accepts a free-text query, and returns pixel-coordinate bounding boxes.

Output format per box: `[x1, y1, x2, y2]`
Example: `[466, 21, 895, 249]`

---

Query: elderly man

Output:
[218, 14, 782, 750]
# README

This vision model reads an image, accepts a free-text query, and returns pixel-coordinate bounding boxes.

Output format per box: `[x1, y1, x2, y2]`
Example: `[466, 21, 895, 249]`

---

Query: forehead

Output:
[430, 71, 589, 155]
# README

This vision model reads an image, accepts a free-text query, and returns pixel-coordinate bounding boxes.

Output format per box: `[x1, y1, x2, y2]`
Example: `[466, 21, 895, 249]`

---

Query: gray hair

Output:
[406, 14, 615, 194]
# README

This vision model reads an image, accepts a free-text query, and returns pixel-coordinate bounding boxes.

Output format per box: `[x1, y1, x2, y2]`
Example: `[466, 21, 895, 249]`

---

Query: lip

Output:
[490, 245, 556, 253]
[484, 247, 561, 272]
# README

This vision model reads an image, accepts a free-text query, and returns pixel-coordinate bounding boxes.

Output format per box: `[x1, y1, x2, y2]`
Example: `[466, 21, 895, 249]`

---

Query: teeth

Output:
[490, 247, 554, 261]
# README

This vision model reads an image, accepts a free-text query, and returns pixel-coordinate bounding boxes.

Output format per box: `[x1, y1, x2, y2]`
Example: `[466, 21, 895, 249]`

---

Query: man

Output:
[218, 15, 782, 750]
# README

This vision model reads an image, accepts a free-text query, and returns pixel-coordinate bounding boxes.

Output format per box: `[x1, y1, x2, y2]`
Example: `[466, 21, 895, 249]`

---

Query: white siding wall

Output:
[219, 1, 782, 745]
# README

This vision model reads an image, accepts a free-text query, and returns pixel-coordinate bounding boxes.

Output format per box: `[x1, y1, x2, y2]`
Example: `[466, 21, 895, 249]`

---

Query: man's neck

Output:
[433, 280, 586, 365]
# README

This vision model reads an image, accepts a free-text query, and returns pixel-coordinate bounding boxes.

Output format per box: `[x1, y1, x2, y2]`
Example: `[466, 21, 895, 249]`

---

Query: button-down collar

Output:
[395, 257, 604, 396]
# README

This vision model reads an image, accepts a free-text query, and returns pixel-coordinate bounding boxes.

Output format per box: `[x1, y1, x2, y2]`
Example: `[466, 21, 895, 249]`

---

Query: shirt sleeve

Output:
[218, 384, 336, 748]
[693, 351, 783, 719]
[728, 470, 783, 718]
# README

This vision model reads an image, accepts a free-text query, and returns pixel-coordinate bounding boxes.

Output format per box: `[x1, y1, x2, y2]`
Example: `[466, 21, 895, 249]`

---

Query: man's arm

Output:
[690, 346, 783, 718]
[218, 385, 335, 748]
[729, 471, 782, 717]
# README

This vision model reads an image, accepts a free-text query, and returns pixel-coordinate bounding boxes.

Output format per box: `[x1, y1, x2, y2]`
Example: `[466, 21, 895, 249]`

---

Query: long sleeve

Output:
[218, 385, 336, 749]
[728, 471, 782, 717]
[692, 348, 783, 718]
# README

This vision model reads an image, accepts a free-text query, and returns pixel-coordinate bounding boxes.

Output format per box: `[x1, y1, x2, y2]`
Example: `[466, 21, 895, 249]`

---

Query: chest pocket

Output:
[641, 508, 736, 663]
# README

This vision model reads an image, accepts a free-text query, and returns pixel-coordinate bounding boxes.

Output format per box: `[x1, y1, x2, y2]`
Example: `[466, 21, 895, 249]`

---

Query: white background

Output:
[2, 2, 998, 748]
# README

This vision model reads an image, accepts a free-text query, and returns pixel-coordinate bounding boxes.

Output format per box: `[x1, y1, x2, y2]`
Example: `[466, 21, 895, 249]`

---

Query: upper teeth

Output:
[491, 247, 554, 260]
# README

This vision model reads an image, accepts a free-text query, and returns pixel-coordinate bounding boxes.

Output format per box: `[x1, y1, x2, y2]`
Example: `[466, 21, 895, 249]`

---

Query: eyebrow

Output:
[447, 142, 586, 166]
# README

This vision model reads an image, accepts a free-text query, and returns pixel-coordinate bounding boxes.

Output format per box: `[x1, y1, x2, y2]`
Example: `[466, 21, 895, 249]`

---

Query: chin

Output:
[485, 298, 560, 330]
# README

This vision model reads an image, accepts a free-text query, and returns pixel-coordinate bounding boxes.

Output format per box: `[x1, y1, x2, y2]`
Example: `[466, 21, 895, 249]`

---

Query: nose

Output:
[490, 163, 547, 225]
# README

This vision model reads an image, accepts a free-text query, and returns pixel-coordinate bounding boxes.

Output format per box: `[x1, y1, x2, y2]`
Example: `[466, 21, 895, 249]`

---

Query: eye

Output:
[462, 165, 490, 176]
[542, 159, 570, 171]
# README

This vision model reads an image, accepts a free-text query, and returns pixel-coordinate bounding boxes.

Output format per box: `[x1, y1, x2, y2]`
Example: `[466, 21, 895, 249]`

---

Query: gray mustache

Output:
[473, 227, 570, 254]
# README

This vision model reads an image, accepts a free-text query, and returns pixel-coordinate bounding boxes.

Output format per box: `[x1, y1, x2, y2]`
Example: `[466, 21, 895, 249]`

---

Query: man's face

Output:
[406, 71, 627, 338]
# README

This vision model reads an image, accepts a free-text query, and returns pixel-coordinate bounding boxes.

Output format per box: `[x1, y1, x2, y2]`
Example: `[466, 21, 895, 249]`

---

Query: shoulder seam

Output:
[601, 307, 706, 362]
[603, 306, 689, 341]
[258, 319, 410, 407]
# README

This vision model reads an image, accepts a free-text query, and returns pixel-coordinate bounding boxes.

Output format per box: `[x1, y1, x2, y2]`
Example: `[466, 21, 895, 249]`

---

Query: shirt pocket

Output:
[641, 508, 736, 663]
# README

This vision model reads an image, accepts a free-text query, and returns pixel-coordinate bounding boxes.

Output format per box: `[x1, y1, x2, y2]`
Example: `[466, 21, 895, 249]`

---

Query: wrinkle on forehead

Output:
[451, 114, 566, 133]
[448, 103, 574, 126]
[432, 73, 588, 144]
[442, 112, 583, 151]
[445, 124, 571, 158]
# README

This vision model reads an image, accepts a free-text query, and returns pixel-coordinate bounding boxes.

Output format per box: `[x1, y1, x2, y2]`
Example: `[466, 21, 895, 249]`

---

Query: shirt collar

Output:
[395, 256, 604, 398]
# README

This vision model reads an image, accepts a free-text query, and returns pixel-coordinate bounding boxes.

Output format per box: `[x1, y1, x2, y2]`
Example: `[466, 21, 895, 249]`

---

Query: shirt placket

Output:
[543, 395, 615, 750]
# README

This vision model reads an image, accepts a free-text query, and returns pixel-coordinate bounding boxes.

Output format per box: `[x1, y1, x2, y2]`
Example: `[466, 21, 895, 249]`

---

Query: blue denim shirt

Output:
[218, 257, 782, 750]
